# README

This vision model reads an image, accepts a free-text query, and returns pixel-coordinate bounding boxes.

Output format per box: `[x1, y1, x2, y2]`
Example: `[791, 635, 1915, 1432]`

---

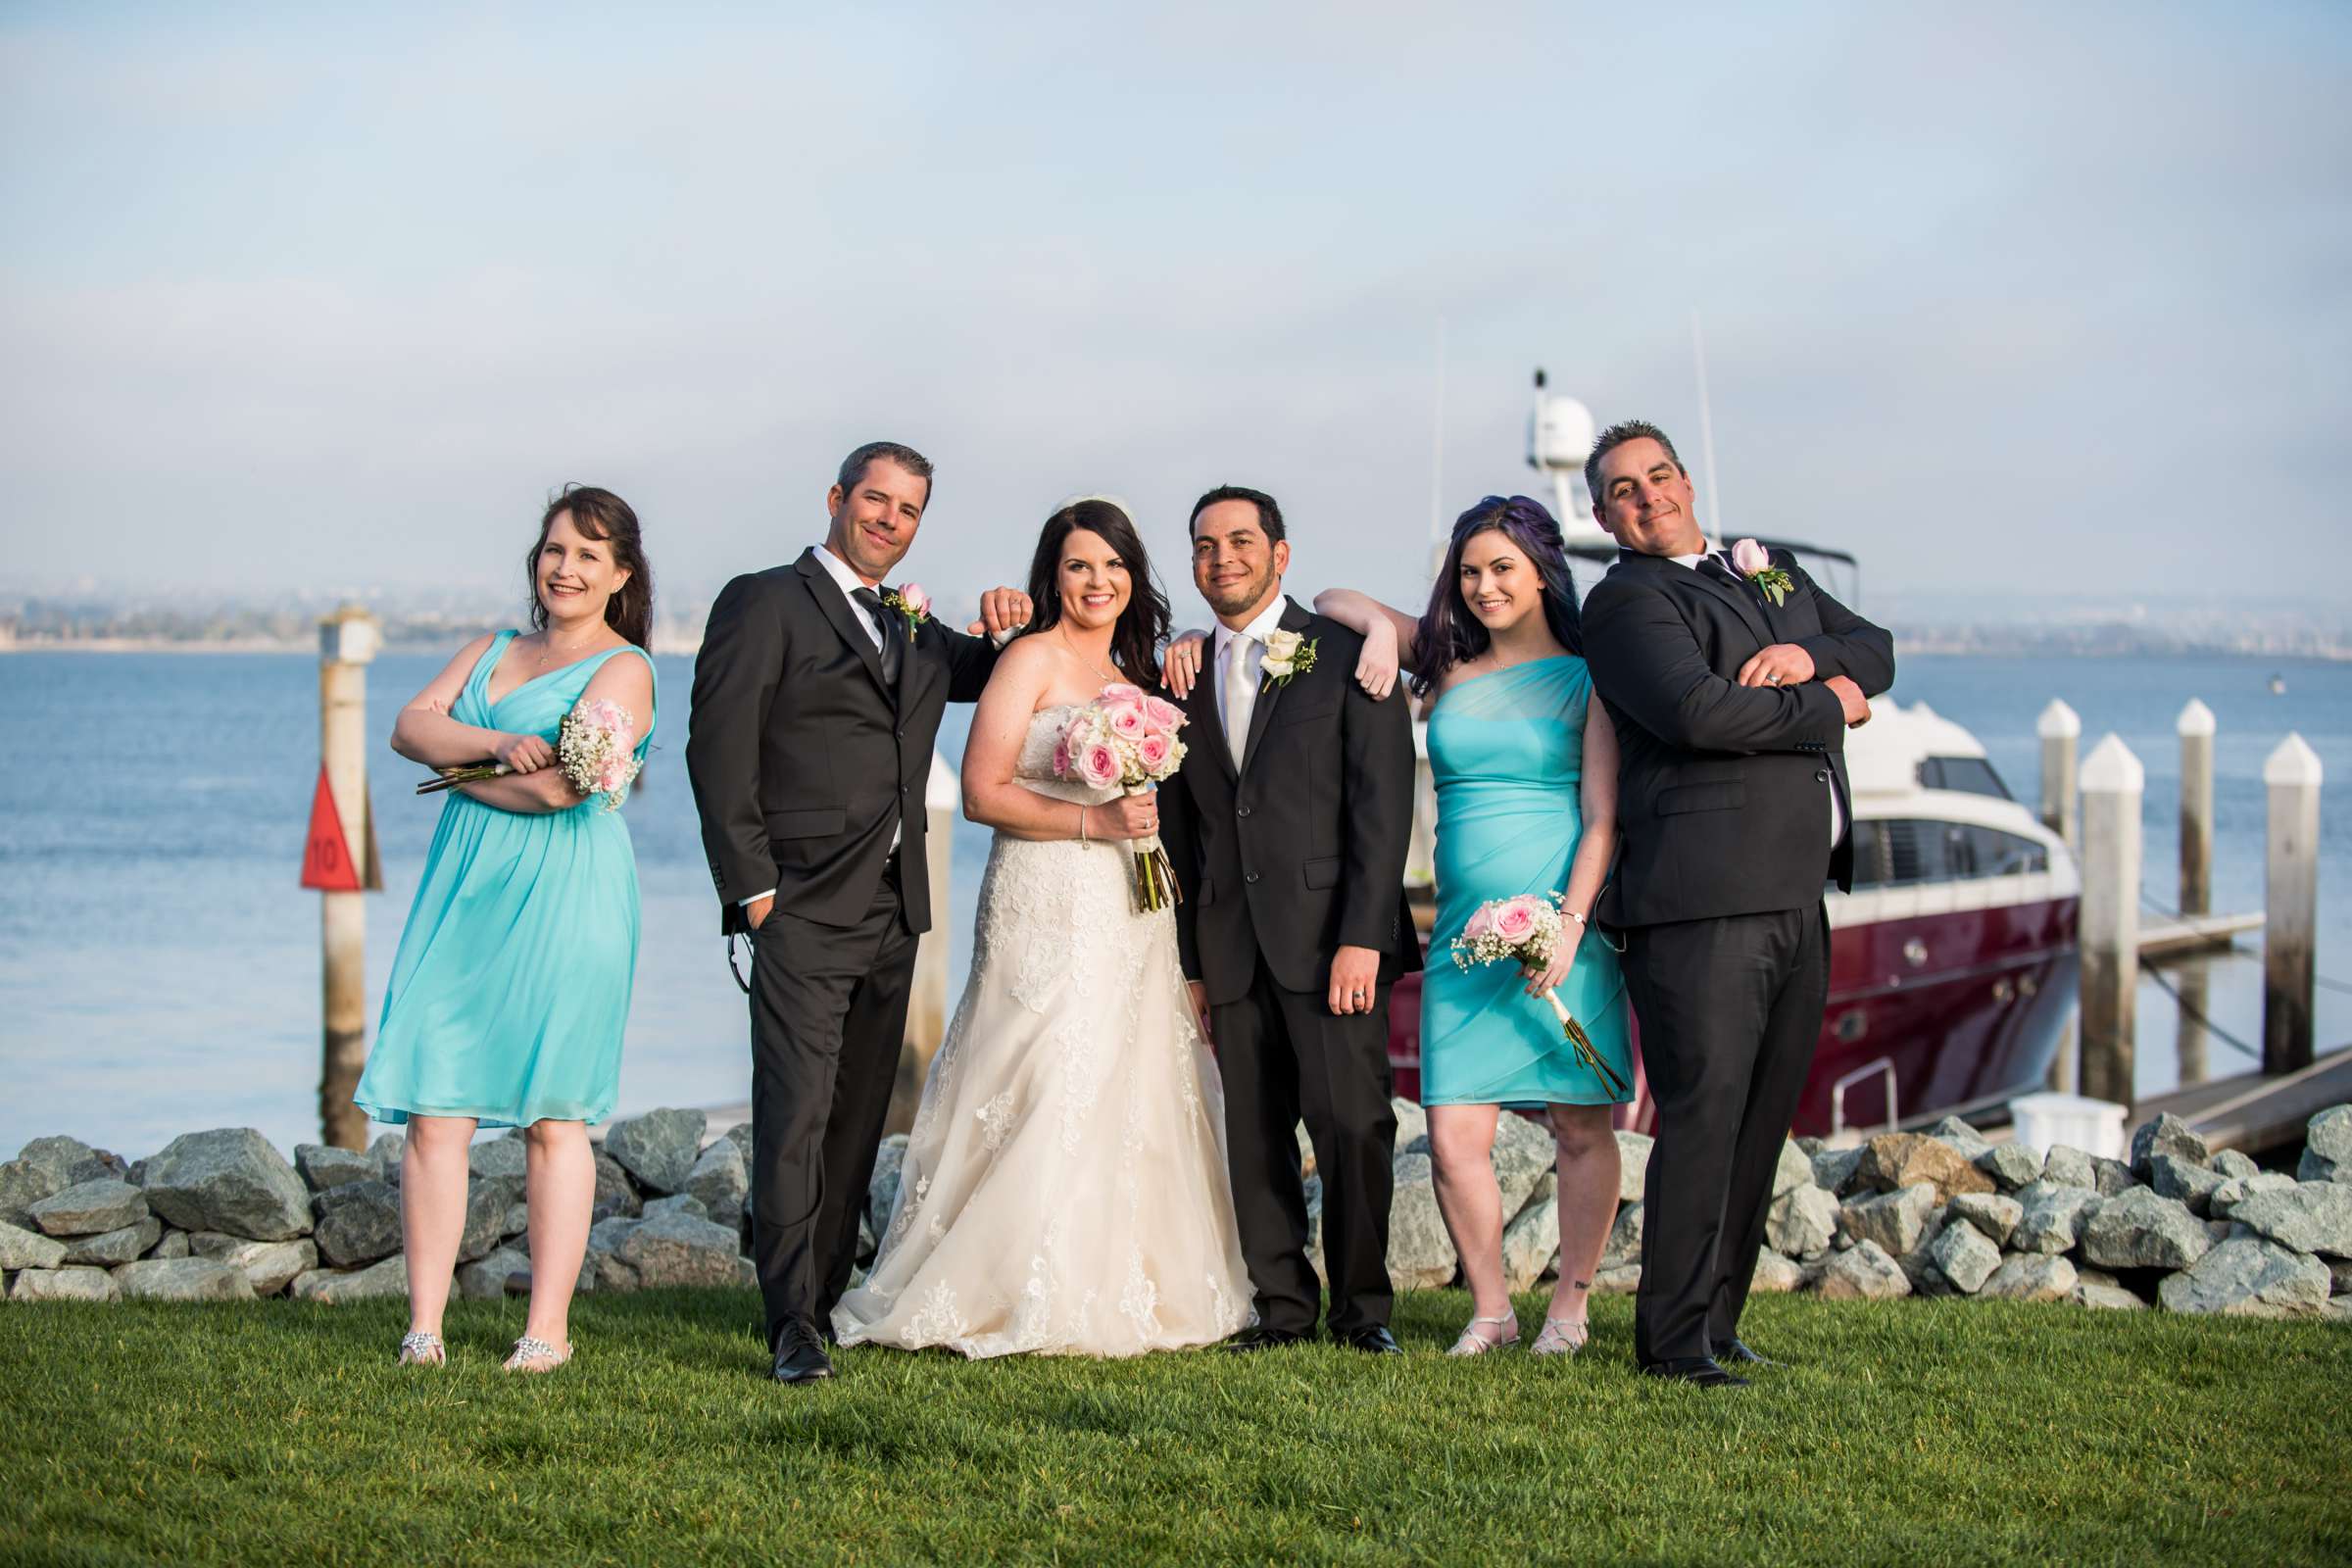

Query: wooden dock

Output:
[2132, 1046, 2352, 1157]
[2137, 909, 2263, 962]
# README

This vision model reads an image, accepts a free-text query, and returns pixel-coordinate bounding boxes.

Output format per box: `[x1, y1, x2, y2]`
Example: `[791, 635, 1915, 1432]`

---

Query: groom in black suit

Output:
[1159, 485, 1421, 1354]
[1579, 421, 1892, 1387]
[686, 441, 1029, 1384]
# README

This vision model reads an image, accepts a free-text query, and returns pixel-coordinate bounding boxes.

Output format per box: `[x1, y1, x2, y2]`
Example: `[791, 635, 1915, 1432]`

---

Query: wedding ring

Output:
[1766, 673, 1783, 684]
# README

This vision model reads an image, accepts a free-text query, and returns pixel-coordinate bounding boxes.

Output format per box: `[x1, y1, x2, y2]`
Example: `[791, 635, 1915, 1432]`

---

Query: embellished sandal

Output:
[1446, 1311, 1522, 1356]
[503, 1335, 573, 1374]
[396, 1331, 445, 1367]
[1530, 1316, 1591, 1357]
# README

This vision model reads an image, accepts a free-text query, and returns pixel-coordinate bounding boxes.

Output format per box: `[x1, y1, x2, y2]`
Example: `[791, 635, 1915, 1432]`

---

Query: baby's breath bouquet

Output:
[1450, 893, 1628, 1098]
[417, 697, 640, 812]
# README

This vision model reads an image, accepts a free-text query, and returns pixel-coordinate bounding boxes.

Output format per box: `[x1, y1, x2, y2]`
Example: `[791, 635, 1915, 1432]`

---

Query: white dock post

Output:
[890, 751, 959, 1134]
[2178, 699, 2215, 917]
[318, 605, 380, 1150]
[2038, 700, 2081, 849]
[2263, 734, 2322, 1076]
[2078, 734, 2142, 1110]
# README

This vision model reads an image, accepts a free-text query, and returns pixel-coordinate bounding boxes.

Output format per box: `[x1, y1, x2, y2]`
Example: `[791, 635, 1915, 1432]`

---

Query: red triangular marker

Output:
[301, 763, 363, 892]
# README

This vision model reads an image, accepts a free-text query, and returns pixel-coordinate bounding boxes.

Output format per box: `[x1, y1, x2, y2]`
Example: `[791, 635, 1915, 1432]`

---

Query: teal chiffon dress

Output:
[355, 630, 656, 1129]
[1420, 655, 1634, 1108]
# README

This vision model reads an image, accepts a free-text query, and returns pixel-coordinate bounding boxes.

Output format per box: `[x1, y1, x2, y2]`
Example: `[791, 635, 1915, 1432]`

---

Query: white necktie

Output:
[1224, 633, 1256, 768]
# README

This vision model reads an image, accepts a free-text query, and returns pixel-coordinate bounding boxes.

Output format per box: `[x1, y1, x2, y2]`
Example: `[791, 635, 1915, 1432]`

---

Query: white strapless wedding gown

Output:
[832, 704, 1253, 1357]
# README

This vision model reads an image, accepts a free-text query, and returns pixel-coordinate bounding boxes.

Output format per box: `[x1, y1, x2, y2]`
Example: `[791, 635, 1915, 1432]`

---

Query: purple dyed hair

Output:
[1407, 494, 1583, 697]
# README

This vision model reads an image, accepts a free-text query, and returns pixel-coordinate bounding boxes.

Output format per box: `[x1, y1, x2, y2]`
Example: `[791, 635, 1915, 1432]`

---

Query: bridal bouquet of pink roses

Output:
[417, 697, 641, 812]
[1450, 893, 1629, 1097]
[1054, 681, 1188, 911]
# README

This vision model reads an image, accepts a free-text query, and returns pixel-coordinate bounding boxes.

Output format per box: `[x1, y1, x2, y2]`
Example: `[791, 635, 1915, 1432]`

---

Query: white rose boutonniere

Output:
[1260, 628, 1318, 692]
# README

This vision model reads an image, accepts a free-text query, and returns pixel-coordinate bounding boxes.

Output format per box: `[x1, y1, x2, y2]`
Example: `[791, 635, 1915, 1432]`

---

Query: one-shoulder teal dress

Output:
[1420, 656, 1633, 1108]
[356, 630, 656, 1129]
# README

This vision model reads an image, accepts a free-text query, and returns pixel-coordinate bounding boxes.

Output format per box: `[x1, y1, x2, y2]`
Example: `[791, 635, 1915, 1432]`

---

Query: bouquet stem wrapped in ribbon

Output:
[416, 697, 642, 812]
[1054, 682, 1189, 912]
[1450, 893, 1630, 1099]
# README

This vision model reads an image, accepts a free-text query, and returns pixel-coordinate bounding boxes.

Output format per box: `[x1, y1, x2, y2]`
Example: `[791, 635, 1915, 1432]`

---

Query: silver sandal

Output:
[1446, 1311, 1522, 1356]
[1530, 1316, 1590, 1357]
[396, 1331, 445, 1367]
[504, 1335, 573, 1373]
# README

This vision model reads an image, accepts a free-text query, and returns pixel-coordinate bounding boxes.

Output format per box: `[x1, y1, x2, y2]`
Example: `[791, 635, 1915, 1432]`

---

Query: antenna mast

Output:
[1690, 309, 1723, 542]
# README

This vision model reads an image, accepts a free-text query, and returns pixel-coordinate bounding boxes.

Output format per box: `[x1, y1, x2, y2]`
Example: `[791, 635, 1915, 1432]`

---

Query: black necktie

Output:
[850, 587, 904, 683]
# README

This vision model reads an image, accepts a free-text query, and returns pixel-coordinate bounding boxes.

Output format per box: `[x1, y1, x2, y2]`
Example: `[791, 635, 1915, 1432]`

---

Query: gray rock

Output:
[1858, 1134, 1995, 1203]
[2319, 1298, 2352, 1323]
[1386, 1151, 1456, 1289]
[2130, 1112, 2211, 1180]
[2158, 1236, 2332, 1318]
[1498, 1174, 1559, 1293]
[145, 1228, 189, 1260]
[1979, 1253, 2077, 1302]
[1299, 1120, 1327, 1172]
[1302, 1173, 1326, 1287]
[1927, 1219, 2002, 1294]
[2302, 1148, 2346, 1185]
[2300, 1104, 2351, 1181]
[63, 1218, 162, 1266]
[2149, 1153, 2229, 1216]
[113, 1256, 255, 1302]
[1974, 1143, 2043, 1193]
[502, 1201, 530, 1240]
[290, 1253, 410, 1303]
[1491, 1112, 1556, 1222]
[0, 1220, 69, 1271]
[451, 1179, 505, 1264]
[2211, 1171, 2299, 1216]
[643, 1193, 710, 1222]
[1615, 1130, 1653, 1203]
[1392, 1099, 1429, 1160]
[2330, 1255, 2352, 1296]
[216, 1238, 316, 1296]
[1598, 1200, 1643, 1273]
[293, 1144, 377, 1193]
[586, 1213, 641, 1265]
[1811, 1146, 1866, 1198]
[2077, 1279, 2150, 1310]
[2228, 1181, 2352, 1257]
[865, 1134, 907, 1246]
[312, 1180, 403, 1268]
[141, 1129, 313, 1241]
[457, 1245, 531, 1301]
[2209, 1148, 2260, 1180]
[1946, 1192, 2024, 1249]
[1751, 1250, 1802, 1295]
[10, 1265, 119, 1301]
[368, 1132, 406, 1184]
[1591, 1263, 1642, 1295]
[1926, 1116, 1994, 1160]
[29, 1179, 150, 1238]
[18, 1135, 122, 1187]
[1899, 1210, 1951, 1295]
[685, 1139, 749, 1233]
[1840, 1183, 1939, 1257]
[1820, 1239, 1912, 1300]
[735, 1255, 760, 1289]
[1766, 1184, 1839, 1257]
[467, 1136, 528, 1186]
[2042, 1145, 2097, 1191]
[2080, 1189, 2212, 1271]
[2011, 1183, 2101, 1254]
[604, 1107, 707, 1196]
[0, 1158, 64, 1230]
[2091, 1156, 2137, 1198]
[616, 1207, 743, 1289]
[1771, 1140, 1814, 1199]
[722, 1119, 755, 1164]
[592, 1151, 641, 1219]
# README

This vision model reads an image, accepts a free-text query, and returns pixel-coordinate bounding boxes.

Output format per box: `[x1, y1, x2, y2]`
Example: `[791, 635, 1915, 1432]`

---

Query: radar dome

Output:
[1529, 394, 1596, 472]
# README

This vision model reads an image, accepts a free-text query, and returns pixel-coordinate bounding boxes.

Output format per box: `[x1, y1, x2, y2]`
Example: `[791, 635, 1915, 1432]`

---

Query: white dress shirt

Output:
[1210, 594, 1291, 738]
[742, 545, 896, 909]
[1663, 548, 1846, 849]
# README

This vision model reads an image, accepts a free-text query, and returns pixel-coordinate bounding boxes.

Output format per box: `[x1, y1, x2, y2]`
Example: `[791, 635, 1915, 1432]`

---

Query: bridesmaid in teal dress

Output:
[358, 485, 657, 1375]
[1315, 495, 1630, 1360]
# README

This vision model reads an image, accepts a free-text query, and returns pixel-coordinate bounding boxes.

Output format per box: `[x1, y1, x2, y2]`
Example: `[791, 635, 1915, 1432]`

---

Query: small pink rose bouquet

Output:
[416, 696, 641, 812]
[1729, 538, 1794, 608]
[1450, 893, 1628, 1097]
[1054, 681, 1189, 911]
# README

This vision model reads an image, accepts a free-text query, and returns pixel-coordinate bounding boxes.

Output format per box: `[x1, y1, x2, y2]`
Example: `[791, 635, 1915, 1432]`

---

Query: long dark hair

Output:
[1018, 498, 1171, 683]
[1408, 494, 1581, 697]
[525, 484, 654, 651]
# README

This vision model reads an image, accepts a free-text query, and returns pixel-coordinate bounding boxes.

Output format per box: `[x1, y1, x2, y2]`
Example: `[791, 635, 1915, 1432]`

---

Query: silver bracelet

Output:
[1078, 804, 1088, 844]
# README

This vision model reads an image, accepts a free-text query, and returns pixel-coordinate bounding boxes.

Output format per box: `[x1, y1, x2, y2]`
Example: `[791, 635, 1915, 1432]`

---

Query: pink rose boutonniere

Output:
[1728, 539, 1794, 609]
[879, 582, 931, 642]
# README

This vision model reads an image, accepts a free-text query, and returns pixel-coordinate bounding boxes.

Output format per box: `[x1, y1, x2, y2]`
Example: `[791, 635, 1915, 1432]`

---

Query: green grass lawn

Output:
[2, 1288, 2346, 1566]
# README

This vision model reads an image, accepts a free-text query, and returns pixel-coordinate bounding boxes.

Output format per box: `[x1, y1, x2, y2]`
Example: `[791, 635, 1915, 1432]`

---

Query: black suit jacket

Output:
[685, 550, 997, 936]
[1160, 598, 1423, 1005]
[1581, 548, 1894, 930]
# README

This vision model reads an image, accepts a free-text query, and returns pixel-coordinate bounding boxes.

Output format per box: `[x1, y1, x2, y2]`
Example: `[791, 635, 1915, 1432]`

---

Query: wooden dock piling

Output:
[2177, 698, 2214, 917]
[2263, 733, 2322, 1076]
[2038, 699, 2080, 849]
[318, 606, 380, 1150]
[2078, 734, 2142, 1109]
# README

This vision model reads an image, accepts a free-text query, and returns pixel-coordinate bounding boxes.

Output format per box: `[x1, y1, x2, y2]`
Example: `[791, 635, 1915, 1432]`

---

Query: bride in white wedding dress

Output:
[832, 498, 1252, 1357]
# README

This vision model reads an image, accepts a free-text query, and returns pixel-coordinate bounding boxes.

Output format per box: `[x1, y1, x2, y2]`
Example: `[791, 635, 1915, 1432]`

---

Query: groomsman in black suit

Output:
[1159, 485, 1421, 1354]
[1579, 421, 1892, 1388]
[686, 441, 1030, 1384]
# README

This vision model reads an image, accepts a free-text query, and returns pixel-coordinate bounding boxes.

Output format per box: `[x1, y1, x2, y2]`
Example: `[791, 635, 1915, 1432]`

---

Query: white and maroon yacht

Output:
[1384, 377, 2079, 1138]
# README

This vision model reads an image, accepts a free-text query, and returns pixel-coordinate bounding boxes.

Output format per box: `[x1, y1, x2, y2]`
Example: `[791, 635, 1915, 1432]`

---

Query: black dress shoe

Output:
[771, 1322, 835, 1384]
[1221, 1326, 1308, 1353]
[1337, 1325, 1403, 1356]
[1711, 1338, 1780, 1367]
[1639, 1356, 1748, 1388]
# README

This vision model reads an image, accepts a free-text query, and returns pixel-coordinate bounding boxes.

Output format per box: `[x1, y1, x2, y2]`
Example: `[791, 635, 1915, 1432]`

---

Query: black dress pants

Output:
[747, 859, 918, 1350]
[1622, 905, 1828, 1367]
[1211, 957, 1397, 1338]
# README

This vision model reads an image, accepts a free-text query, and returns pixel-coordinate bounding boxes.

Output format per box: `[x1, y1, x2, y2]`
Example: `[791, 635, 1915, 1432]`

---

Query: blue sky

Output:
[3, 2, 2347, 615]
